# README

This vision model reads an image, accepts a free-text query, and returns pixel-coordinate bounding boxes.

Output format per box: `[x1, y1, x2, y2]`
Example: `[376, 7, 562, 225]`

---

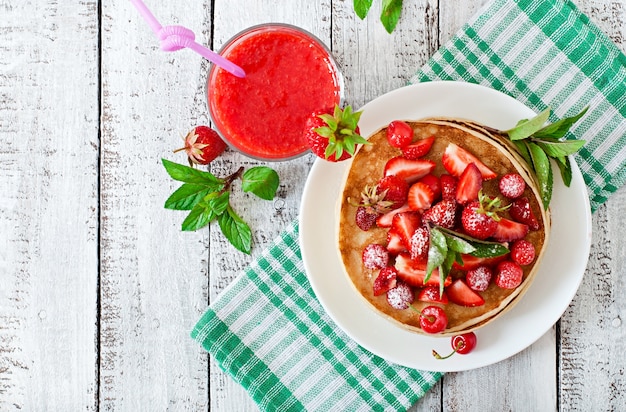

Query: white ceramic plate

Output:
[299, 81, 592, 372]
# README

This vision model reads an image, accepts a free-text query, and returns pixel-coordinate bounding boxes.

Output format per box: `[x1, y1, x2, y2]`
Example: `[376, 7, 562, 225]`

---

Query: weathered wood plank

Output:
[99, 1, 211, 409]
[0, 0, 99, 410]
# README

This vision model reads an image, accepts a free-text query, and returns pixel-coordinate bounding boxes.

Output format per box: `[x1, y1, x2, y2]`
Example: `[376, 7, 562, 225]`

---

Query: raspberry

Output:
[495, 261, 523, 289]
[423, 200, 457, 229]
[511, 239, 536, 265]
[355, 207, 377, 231]
[499, 173, 526, 199]
[409, 227, 430, 261]
[362, 244, 389, 269]
[386, 281, 414, 310]
[466, 266, 492, 292]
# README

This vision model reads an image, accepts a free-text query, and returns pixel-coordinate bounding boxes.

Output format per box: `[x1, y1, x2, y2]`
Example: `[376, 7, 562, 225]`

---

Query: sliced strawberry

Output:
[492, 218, 529, 242]
[422, 200, 457, 229]
[386, 120, 414, 148]
[384, 157, 436, 184]
[509, 197, 540, 230]
[440, 174, 458, 202]
[417, 286, 449, 304]
[386, 229, 407, 254]
[453, 254, 508, 271]
[376, 204, 411, 227]
[394, 253, 452, 288]
[401, 136, 435, 159]
[373, 267, 398, 296]
[391, 212, 422, 249]
[446, 279, 485, 307]
[407, 182, 435, 211]
[418, 174, 441, 200]
[442, 143, 497, 179]
[376, 175, 409, 209]
[456, 163, 483, 204]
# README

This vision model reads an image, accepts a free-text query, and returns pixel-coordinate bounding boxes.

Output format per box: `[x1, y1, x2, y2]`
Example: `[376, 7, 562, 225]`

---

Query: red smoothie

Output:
[207, 24, 342, 160]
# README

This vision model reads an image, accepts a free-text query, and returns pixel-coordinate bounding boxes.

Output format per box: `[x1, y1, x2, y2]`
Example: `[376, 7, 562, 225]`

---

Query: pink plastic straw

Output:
[130, 0, 245, 78]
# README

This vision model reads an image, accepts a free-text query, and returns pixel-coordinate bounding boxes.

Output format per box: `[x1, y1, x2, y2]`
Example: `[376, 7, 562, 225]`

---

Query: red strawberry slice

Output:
[377, 175, 409, 209]
[417, 286, 449, 304]
[442, 143, 497, 179]
[509, 197, 540, 230]
[492, 218, 529, 242]
[407, 182, 435, 211]
[456, 163, 483, 204]
[401, 136, 435, 159]
[440, 174, 459, 202]
[409, 226, 430, 261]
[391, 212, 422, 249]
[373, 267, 398, 296]
[446, 279, 485, 307]
[384, 157, 436, 184]
[452, 254, 508, 271]
[386, 229, 407, 254]
[418, 174, 441, 200]
[394, 253, 452, 288]
[376, 204, 411, 228]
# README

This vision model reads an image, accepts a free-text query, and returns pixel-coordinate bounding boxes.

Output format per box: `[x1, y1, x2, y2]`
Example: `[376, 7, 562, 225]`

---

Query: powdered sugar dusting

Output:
[362, 244, 389, 269]
[386, 282, 414, 309]
[466, 266, 492, 292]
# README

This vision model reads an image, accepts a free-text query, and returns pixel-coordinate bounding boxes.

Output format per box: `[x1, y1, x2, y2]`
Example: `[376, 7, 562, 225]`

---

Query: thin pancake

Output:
[337, 119, 550, 336]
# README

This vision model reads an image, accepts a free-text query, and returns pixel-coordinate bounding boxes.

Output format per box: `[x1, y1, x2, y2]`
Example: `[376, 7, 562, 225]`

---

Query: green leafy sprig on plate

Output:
[162, 159, 279, 254]
[353, 0, 403, 34]
[426, 226, 509, 296]
[504, 107, 588, 208]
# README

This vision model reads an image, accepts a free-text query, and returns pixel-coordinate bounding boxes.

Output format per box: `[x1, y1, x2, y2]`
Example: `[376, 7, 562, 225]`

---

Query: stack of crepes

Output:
[338, 117, 550, 336]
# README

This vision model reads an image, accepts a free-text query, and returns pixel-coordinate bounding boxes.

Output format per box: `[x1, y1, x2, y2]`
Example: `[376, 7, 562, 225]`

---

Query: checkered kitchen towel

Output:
[192, 0, 626, 410]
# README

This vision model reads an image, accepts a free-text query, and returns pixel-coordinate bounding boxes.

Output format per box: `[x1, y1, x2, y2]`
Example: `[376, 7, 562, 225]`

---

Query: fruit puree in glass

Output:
[207, 24, 342, 160]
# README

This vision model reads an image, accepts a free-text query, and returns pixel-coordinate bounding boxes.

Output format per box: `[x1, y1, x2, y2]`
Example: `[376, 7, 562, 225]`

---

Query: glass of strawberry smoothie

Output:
[207, 24, 343, 161]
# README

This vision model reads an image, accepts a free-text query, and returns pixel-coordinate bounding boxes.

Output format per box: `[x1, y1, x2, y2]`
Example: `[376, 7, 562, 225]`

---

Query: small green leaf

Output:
[440, 251, 457, 297]
[426, 228, 447, 282]
[354, 0, 373, 19]
[536, 139, 586, 158]
[532, 106, 588, 140]
[164, 183, 214, 210]
[380, 0, 403, 33]
[218, 206, 253, 254]
[528, 142, 553, 208]
[555, 155, 573, 187]
[207, 191, 230, 216]
[162, 159, 224, 186]
[505, 107, 551, 141]
[469, 242, 509, 258]
[242, 166, 280, 200]
[513, 140, 533, 166]
[445, 235, 476, 254]
[313, 126, 334, 138]
[181, 196, 219, 232]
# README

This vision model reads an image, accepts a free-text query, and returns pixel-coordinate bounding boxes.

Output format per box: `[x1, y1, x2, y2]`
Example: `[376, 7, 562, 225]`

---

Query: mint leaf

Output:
[218, 206, 252, 254]
[380, 0, 403, 33]
[527, 142, 553, 209]
[555, 155, 573, 187]
[536, 139, 586, 158]
[469, 242, 509, 258]
[354, 0, 373, 19]
[242, 166, 279, 200]
[165, 183, 215, 210]
[426, 228, 447, 282]
[181, 192, 229, 231]
[505, 107, 551, 141]
[162, 159, 224, 186]
[445, 234, 476, 254]
[532, 106, 588, 140]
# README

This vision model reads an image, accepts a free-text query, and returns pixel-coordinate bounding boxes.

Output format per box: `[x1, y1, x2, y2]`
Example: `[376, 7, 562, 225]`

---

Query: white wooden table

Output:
[2, 0, 625, 410]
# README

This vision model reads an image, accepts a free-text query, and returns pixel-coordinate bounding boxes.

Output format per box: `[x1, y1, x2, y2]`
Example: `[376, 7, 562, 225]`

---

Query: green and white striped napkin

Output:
[192, 0, 626, 410]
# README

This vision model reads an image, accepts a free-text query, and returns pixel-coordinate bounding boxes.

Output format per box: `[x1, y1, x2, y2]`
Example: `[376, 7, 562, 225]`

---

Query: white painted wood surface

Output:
[1, 0, 624, 411]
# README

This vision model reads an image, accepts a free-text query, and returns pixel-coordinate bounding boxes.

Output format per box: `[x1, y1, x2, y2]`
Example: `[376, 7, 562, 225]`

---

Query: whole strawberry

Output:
[175, 126, 226, 166]
[461, 192, 509, 240]
[304, 105, 369, 161]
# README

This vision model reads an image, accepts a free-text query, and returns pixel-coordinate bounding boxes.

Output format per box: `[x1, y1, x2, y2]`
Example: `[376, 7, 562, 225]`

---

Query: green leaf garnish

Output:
[380, 0, 403, 33]
[163, 160, 279, 254]
[242, 166, 280, 200]
[218, 206, 253, 254]
[532, 106, 588, 140]
[505, 107, 551, 141]
[527, 141, 553, 209]
[354, 0, 374, 19]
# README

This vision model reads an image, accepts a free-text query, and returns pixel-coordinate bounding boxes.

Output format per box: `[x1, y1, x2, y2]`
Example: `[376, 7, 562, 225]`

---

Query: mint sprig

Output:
[162, 159, 279, 254]
[425, 226, 509, 296]
[503, 107, 588, 208]
[353, 0, 403, 33]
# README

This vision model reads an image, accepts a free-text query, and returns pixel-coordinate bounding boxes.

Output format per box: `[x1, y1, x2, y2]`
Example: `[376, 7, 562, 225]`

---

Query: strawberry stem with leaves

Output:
[161, 159, 279, 254]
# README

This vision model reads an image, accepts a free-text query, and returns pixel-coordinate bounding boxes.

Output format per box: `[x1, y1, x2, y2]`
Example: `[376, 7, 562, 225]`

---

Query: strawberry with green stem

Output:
[174, 126, 226, 166]
[304, 105, 369, 161]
